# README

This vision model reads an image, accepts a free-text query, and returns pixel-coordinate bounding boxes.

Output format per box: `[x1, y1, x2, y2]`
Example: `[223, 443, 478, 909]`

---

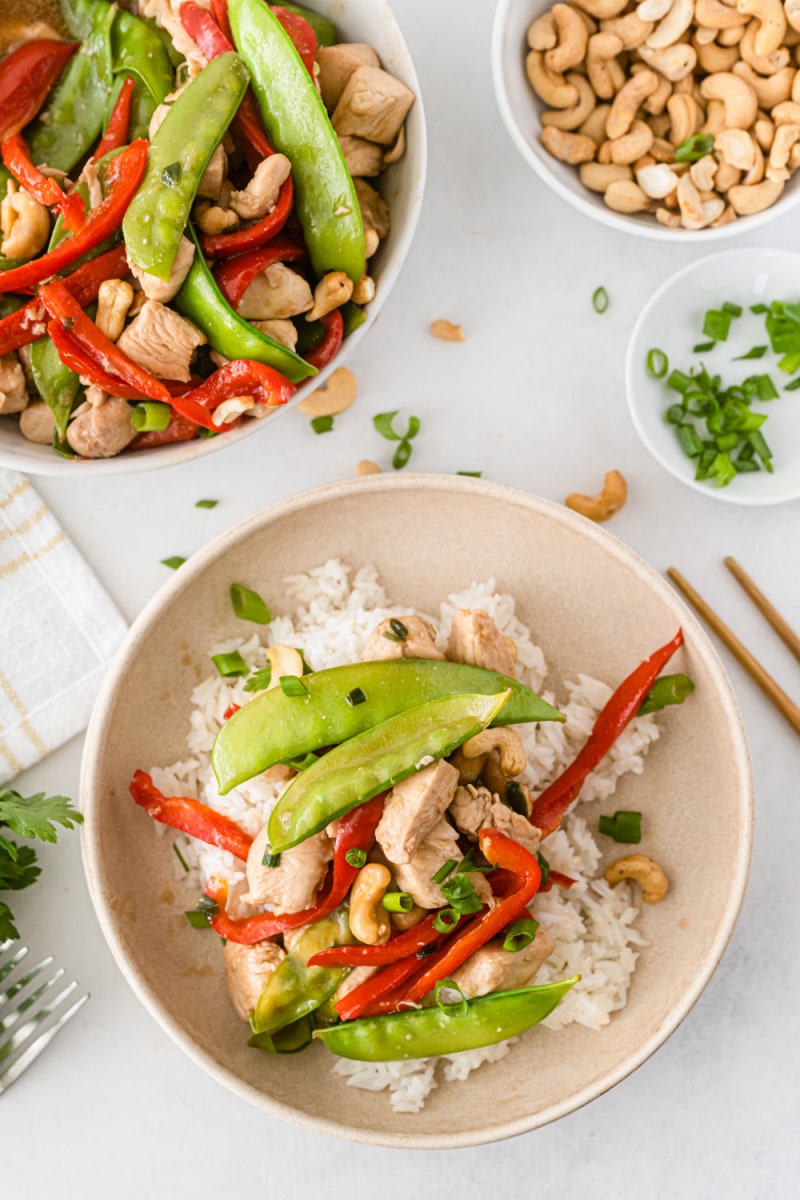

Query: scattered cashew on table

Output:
[525, 0, 800, 228]
[565, 469, 628, 520]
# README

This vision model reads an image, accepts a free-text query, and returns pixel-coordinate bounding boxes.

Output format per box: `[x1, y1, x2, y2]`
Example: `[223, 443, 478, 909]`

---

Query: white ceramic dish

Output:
[81, 476, 753, 1148]
[491, 0, 800, 243]
[626, 247, 800, 505]
[0, 0, 426, 477]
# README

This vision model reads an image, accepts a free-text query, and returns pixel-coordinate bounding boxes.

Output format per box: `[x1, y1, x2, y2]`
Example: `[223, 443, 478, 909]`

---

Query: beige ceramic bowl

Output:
[81, 476, 753, 1147]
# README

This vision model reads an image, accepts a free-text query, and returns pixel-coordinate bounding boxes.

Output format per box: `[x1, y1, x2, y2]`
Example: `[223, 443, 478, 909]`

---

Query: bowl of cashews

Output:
[492, 0, 800, 237]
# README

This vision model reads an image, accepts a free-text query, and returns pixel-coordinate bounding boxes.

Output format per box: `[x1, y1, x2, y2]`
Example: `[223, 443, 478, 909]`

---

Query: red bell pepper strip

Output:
[399, 829, 542, 1005]
[130, 410, 200, 450]
[305, 308, 343, 369]
[199, 174, 295, 259]
[542, 869, 577, 891]
[0, 139, 148, 295]
[46, 321, 144, 401]
[213, 236, 306, 309]
[130, 769, 253, 861]
[334, 953, 432, 1022]
[176, 358, 296, 412]
[93, 74, 136, 160]
[530, 629, 684, 840]
[223, 702, 241, 720]
[1, 134, 85, 233]
[205, 793, 385, 944]
[309, 912, 442, 970]
[0, 244, 129, 356]
[0, 40, 79, 144]
[272, 6, 317, 78]
[40, 279, 173, 403]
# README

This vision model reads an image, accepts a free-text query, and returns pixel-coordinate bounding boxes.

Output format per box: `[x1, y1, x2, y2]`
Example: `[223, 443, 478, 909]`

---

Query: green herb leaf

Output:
[0, 789, 82, 843]
[243, 665, 273, 692]
[310, 415, 334, 434]
[0, 900, 19, 941]
[161, 556, 186, 570]
[0, 841, 39, 891]
[185, 910, 213, 929]
[230, 583, 272, 625]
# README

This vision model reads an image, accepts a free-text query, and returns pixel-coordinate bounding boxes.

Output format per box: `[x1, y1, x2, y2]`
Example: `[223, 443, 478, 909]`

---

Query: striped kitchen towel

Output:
[0, 469, 128, 784]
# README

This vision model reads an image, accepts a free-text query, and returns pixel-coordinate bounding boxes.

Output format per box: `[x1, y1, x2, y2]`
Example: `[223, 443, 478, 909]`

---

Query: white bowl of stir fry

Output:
[0, 0, 425, 474]
[81, 476, 753, 1146]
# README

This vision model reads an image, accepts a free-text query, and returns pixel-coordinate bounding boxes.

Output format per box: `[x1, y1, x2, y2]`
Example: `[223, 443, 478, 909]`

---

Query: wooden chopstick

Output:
[723, 556, 800, 664]
[666, 567, 800, 736]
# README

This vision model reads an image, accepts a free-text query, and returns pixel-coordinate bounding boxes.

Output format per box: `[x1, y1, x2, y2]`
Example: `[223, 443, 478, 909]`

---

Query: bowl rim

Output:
[490, 0, 800, 243]
[80, 474, 754, 1148]
[0, 4, 428, 478]
[625, 245, 800, 505]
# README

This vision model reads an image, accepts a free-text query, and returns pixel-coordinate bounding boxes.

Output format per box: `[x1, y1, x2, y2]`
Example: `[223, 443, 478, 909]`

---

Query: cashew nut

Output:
[452, 727, 527, 785]
[668, 92, 702, 142]
[587, 32, 626, 98]
[701, 97, 728, 133]
[694, 23, 720, 43]
[349, 863, 391, 945]
[739, 19, 790, 72]
[647, 0, 695, 49]
[389, 903, 427, 932]
[607, 69, 660, 137]
[571, 0, 629, 19]
[638, 0, 672, 20]
[528, 11, 558, 49]
[788, 0, 800, 33]
[637, 160, 680, 195]
[526, 50, 579, 107]
[753, 115, 774, 150]
[605, 854, 669, 903]
[565, 469, 628, 520]
[766, 122, 800, 177]
[718, 22, 746, 43]
[601, 12, 655, 47]
[266, 643, 305, 688]
[732, 61, 795, 106]
[700, 71, 759, 127]
[195, 202, 239, 235]
[610, 119, 655, 162]
[355, 459, 381, 476]
[737, 0, 786, 54]
[690, 154, 719, 188]
[229, 154, 292, 221]
[579, 102, 614, 143]
[728, 175, 784, 208]
[580, 161, 634, 189]
[546, 4, 590, 71]
[643, 72, 675, 113]
[297, 366, 357, 416]
[693, 34, 740, 72]
[715, 126, 758, 167]
[640, 42, 698, 81]
[712, 202, 739, 223]
[696, 0, 748, 28]
[604, 178, 650, 209]
[95, 279, 134, 344]
[771, 99, 800, 123]
[656, 204, 682, 223]
[430, 318, 465, 341]
[714, 157, 743, 187]
[541, 72, 597, 129]
[352, 275, 376, 305]
[213, 396, 255, 426]
[542, 126, 598, 162]
[0, 181, 50, 261]
[305, 271, 354, 322]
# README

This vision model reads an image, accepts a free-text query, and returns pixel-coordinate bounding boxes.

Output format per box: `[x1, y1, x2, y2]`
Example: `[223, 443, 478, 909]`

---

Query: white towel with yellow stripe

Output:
[0, 469, 128, 784]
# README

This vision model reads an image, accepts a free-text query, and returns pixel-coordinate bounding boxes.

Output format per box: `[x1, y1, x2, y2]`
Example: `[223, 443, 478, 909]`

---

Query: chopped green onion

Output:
[457, 470, 482, 477]
[676, 425, 704, 457]
[243, 665, 273, 692]
[279, 674, 309, 697]
[711, 451, 736, 487]
[310, 415, 334, 434]
[197, 894, 218, 915]
[212, 651, 248, 677]
[674, 133, 714, 162]
[440, 874, 483, 915]
[434, 978, 469, 1017]
[785, 376, 800, 391]
[173, 843, 189, 873]
[392, 438, 413, 470]
[536, 851, 551, 888]
[750, 303, 768, 314]
[346, 687, 367, 706]
[747, 429, 773, 470]
[702, 309, 732, 342]
[733, 346, 767, 361]
[195, 498, 218, 508]
[383, 618, 408, 643]
[373, 411, 421, 442]
[692, 342, 716, 354]
[433, 908, 461, 934]
[185, 910, 213, 929]
[161, 161, 182, 186]
[382, 891, 414, 913]
[197, 428, 217, 439]
[715, 432, 739, 453]
[131, 401, 171, 432]
[646, 348, 668, 379]
[667, 368, 692, 393]
[722, 301, 743, 317]
[345, 848, 367, 868]
[503, 780, 529, 816]
[230, 583, 271, 625]
[502, 918, 540, 953]
[262, 850, 281, 868]
[638, 673, 695, 714]
[598, 810, 642, 844]
[592, 286, 609, 314]
[431, 858, 458, 885]
[456, 848, 493, 876]
[161, 556, 186, 570]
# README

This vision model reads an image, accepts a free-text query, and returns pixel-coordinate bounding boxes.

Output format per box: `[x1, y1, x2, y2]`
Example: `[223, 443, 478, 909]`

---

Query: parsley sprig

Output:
[0, 789, 82, 941]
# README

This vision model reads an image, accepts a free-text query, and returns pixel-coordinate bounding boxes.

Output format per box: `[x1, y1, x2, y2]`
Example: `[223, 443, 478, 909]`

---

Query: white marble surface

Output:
[4, 1, 800, 1196]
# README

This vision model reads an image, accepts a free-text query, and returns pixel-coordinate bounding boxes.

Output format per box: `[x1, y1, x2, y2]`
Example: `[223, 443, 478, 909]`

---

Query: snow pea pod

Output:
[123, 53, 249, 281]
[29, 0, 115, 172]
[29, 337, 80, 441]
[268, 691, 511, 854]
[111, 10, 175, 141]
[228, 0, 365, 282]
[213, 659, 562, 794]
[314, 979, 580, 1061]
[251, 908, 353, 1036]
[174, 225, 315, 384]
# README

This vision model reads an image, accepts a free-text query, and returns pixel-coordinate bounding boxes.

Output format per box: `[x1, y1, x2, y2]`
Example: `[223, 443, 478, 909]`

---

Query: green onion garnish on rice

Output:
[502, 918, 539, 953]
[212, 651, 248, 677]
[230, 583, 272, 625]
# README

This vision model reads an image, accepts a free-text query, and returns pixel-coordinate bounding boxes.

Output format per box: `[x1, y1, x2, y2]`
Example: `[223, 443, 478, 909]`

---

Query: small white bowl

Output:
[491, 0, 800, 242]
[626, 247, 800, 505]
[0, 0, 426, 477]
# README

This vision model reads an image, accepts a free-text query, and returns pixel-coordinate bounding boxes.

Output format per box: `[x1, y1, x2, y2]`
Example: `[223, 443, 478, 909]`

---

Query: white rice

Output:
[152, 559, 660, 1113]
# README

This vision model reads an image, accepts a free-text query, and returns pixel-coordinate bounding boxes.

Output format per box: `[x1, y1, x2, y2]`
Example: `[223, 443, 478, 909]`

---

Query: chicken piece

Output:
[243, 824, 333, 913]
[229, 155, 291, 221]
[451, 929, 555, 999]
[338, 135, 384, 178]
[376, 760, 459, 865]
[66, 396, 136, 458]
[251, 318, 299, 351]
[354, 178, 390, 257]
[197, 144, 227, 202]
[333, 964, 378, 1004]
[138, 0, 206, 76]
[390, 819, 461, 908]
[223, 939, 286, 1022]
[282, 924, 308, 955]
[236, 263, 313, 321]
[486, 800, 541, 859]
[332, 66, 415, 147]
[447, 609, 517, 678]
[19, 401, 55, 444]
[117, 300, 206, 382]
[449, 784, 493, 840]
[128, 236, 196, 305]
[0, 352, 28, 414]
[318, 43, 380, 110]
[360, 615, 445, 663]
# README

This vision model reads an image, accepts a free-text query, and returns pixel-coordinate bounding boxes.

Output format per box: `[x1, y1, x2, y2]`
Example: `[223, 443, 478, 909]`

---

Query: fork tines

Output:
[0, 942, 88, 1095]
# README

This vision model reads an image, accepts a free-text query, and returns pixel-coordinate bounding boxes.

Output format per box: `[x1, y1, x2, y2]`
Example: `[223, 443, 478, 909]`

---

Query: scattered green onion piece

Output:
[646, 348, 669, 379]
[433, 908, 461, 934]
[608, 810, 642, 843]
[456, 848, 493, 876]
[346, 686, 367, 706]
[502, 917, 540, 953]
[592, 286, 609, 314]
[161, 161, 182, 186]
[195, 498, 219, 508]
[702, 309, 732, 342]
[185, 910, 213, 929]
[747, 430, 773, 470]
[750, 303, 768, 314]
[311, 415, 334, 434]
[752, 373, 778, 401]
[674, 133, 714, 162]
[734, 457, 760, 473]
[197, 895, 218, 915]
[457, 471, 482, 477]
[212, 651, 248, 677]
[382, 891, 415, 913]
[440, 874, 483, 915]
[230, 583, 272, 625]
[665, 404, 685, 425]
[677, 424, 704, 457]
[503, 780, 529, 816]
[784, 376, 800, 390]
[345, 848, 367, 868]
[279, 674, 309, 697]
[173, 843, 189, 873]
[733, 346, 767, 360]
[373, 411, 420, 442]
[536, 851, 551, 888]
[431, 858, 458, 885]
[692, 342, 716, 353]
[262, 850, 281, 868]
[131, 401, 171, 432]
[711, 451, 736, 487]
[393, 438, 413, 470]
[715, 432, 739, 452]
[197, 428, 217, 439]
[383, 618, 409, 643]
[667, 368, 692, 393]
[722, 301, 743, 317]
[638, 673, 695, 714]
[161, 556, 186, 570]
[434, 978, 469, 1017]
[243, 665, 273, 692]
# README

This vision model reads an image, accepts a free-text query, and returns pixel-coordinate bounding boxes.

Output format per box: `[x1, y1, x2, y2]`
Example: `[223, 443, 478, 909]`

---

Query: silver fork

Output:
[0, 941, 89, 1095]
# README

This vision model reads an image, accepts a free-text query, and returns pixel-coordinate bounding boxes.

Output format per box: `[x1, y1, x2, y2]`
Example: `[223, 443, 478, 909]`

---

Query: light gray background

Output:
[4, 1, 799, 1196]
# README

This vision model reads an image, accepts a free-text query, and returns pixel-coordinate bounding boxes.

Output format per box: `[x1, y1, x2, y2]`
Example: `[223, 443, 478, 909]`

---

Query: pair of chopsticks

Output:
[667, 557, 800, 736]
